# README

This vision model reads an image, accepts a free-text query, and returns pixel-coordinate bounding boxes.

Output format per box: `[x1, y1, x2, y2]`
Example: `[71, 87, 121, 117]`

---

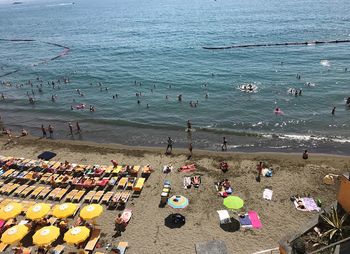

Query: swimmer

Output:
[332, 107, 336, 115]
[205, 93, 208, 99]
[178, 94, 182, 102]
[166, 95, 168, 99]
[187, 120, 192, 132]
[299, 89, 302, 96]
[146, 104, 149, 108]
[137, 100, 140, 104]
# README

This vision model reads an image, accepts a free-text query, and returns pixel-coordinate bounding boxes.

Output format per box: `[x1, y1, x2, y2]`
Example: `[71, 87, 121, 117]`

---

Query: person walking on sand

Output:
[302, 150, 309, 160]
[41, 124, 47, 138]
[221, 137, 228, 151]
[187, 143, 193, 160]
[48, 125, 54, 138]
[76, 122, 81, 134]
[68, 122, 73, 135]
[165, 137, 173, 155]
[256, 161, 263, 182]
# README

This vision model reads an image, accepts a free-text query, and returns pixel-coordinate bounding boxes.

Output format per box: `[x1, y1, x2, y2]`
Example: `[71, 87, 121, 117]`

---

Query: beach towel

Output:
[121, 209, 132, 223]
[303, 197, 321, 212]
[248, 210, 262, 229]
[179, 164, 196, 173]
[217, 210, 231, 224]
[183, 177, 191, 189]
[262, 168, 273, 177]
[37, 151, 57, 160]
[192, 176, 201, 188]
[239, 215, 252, 228]
[263, 188, 273, 200]
[294, 197, 320, 212]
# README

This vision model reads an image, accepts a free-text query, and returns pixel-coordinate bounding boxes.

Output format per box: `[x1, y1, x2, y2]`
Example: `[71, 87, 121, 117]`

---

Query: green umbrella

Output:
[223, 196, 244, 210]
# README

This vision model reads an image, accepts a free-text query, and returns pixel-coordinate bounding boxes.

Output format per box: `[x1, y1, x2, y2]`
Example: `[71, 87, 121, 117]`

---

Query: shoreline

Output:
[2, 115, 350, 156]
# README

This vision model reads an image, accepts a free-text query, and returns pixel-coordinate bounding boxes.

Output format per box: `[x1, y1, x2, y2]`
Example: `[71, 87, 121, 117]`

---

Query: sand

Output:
[0, 135, 349, 254]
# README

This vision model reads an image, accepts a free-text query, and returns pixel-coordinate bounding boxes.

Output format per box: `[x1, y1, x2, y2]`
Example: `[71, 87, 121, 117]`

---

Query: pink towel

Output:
[248, 210, 262, 229]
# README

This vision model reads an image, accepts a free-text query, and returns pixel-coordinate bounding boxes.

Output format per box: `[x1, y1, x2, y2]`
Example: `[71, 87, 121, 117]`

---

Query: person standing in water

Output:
[187, 120, 192, 132]
[41, 124, 47, 138]
[76, 122, 81, 134]
[221, 137, 228, 151]
[48, 125, 54, 139]
[68, 122, 73, 135]
[332, 106, 336, 115]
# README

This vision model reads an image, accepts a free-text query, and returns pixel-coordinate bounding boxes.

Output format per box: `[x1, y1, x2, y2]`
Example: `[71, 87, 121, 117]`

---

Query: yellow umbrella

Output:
[52, 203, 77, 219]
[26, 203, 51, 220]
[64, 226, 90, 244]
[0, 202, 22, 220]
[32, 226, 60, 246]
[80, 204, 103, 220]
[1, 225, 29, 244]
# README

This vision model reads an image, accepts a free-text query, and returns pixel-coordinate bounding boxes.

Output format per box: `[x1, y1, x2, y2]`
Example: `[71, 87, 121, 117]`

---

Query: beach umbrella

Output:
[33, 226, 60, 246]
[52, 203, 77, 219]
[164, 213, 186, 229]
[1, 225, 29, 244]
[64, 226, 90, 244]
[167, 195, 189, 209]
[80, 204, 103, 220]
[0, 202, 22, 220]
[223, 196, 244, 210]
[26, 203, 51, 220]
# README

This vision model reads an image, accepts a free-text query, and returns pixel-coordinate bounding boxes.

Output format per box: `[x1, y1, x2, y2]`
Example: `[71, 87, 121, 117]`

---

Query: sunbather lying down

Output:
[216, 179, 233, 197]
[191, 176, 201, 188]
[219, 161, 228, 172]
[163, 164, 173, 173]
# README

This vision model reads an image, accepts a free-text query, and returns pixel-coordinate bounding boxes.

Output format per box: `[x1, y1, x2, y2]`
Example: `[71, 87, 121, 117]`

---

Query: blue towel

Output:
[239, 215, 252, 226]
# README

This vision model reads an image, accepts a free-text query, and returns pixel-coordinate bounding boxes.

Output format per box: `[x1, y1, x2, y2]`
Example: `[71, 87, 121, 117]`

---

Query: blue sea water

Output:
[1, 0, 350, 153]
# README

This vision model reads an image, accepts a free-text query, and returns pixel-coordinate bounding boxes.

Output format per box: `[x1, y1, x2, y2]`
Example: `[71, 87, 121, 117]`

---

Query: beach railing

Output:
[252, 247, 280, 254]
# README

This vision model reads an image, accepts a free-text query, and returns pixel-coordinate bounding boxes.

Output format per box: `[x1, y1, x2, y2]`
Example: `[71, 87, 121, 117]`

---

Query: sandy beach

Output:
[0, 135, 349, 254]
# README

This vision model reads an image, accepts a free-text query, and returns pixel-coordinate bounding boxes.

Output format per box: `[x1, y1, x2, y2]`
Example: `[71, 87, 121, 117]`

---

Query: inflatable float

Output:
[75, 104, 86, 110]
[239, 84, 258, 93]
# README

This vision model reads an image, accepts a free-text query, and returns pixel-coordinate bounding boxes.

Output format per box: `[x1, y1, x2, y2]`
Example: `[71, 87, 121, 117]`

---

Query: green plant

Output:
[320, 207, 350, 243]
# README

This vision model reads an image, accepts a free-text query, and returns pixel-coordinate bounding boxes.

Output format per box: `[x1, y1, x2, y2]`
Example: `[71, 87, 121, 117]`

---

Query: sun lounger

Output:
[217, 210, 231, 224]
[65, 189, 78, 202]
[48, 188, 61, 200]
[91, 191, 104, 203]
[101, 191, 114, 204]
[4, 183, 19, 195]
[13, 184, 29, 196]
[119, 191, 131, 204]
[126, 177, 136, 189]
[130, 165, 140, 176]
[2, 169, 14, 178]
[133, 177, 145, 192]
[112, 165, 123, 175]
[54, 188, 68, 201]
[22, 201, 36, 213]
[141, 165, 152, 178]
[20, 185, 35, 197]
[84, 191, 96, 203]
[40, 173, 52, 183]
[109, 191, 122, 207]
[117, 177, 128, 189]
[96, 177, 109, 188]
[105, 165, 114, 174]
[38, 187, 51, 199]
[117, 242, 128, 254]
[0, 242, 8, 252]
[0, 183, 12, 194]
[52, 245, 65, 254]
[84, 228, 101, 252]
[30, 186, 45, 198]
[72, 190, 86, 203]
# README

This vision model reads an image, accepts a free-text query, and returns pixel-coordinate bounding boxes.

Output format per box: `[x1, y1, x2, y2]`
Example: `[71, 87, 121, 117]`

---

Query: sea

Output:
[1, 0, 350, 154]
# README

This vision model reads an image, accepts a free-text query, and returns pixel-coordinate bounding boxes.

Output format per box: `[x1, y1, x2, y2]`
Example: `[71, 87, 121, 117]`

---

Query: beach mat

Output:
[248, 210, 262, 229]
[195, 240, 228, 254]
[37, 151, 57, 160]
